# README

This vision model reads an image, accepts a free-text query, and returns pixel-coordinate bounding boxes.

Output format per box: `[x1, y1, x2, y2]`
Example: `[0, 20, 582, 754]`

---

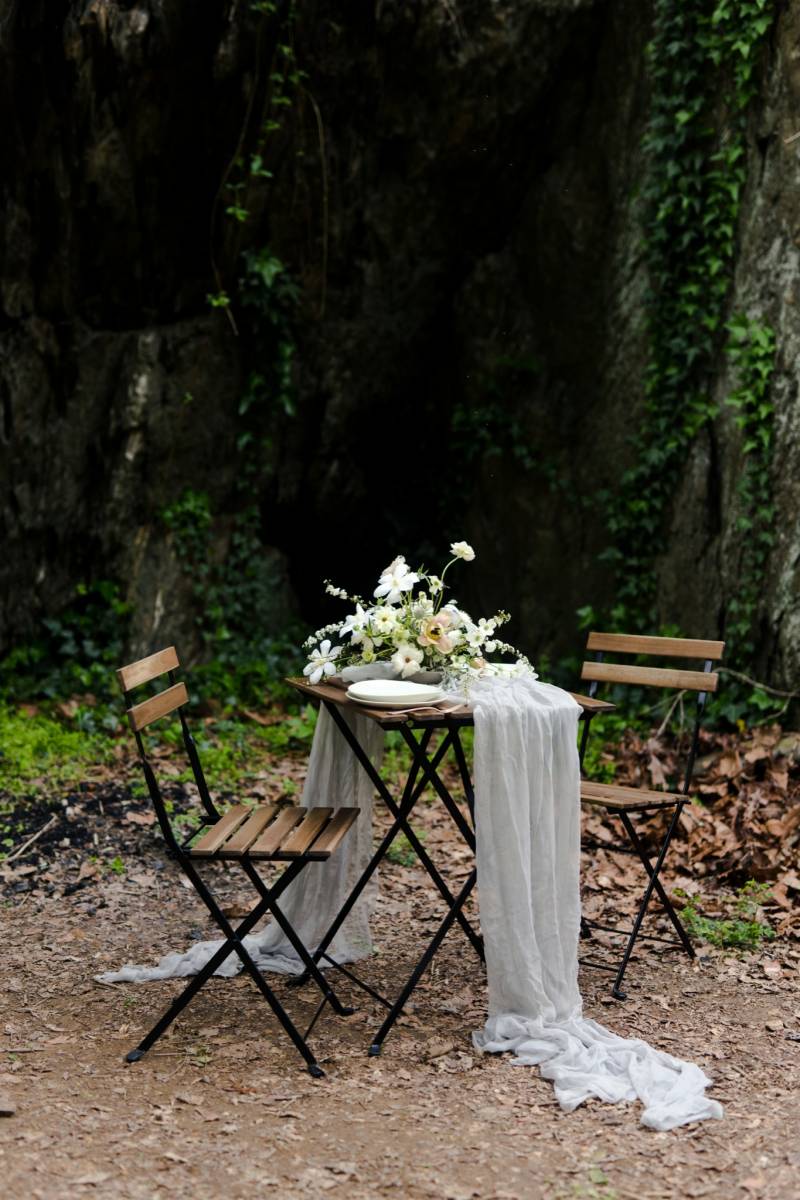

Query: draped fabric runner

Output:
[100, 674, 722, 1129]
[467, 674, 722, 1131]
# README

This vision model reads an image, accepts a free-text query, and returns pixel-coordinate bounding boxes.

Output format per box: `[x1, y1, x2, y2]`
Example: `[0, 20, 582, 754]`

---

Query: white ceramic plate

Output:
[346, 680, 445, 708]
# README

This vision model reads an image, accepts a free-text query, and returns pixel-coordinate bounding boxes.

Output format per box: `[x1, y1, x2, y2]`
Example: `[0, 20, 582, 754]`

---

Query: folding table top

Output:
[287, 677, 615, 730]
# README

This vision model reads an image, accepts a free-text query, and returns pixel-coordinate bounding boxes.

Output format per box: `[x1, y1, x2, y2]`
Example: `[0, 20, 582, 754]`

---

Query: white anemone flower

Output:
[303, 638, 342, 685]
[391, 643, 424, 678]
[466, 627, 485, 651]
[372, 605, 399, 636]
[450, 540, 476, 562]
[374, 556, 420, 604]
[341, 603, 369, 642]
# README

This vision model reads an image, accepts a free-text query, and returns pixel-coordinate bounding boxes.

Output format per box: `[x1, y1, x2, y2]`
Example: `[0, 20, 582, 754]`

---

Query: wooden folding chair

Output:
[116, 646, 360, 1077]
[577, 632, 724, 999]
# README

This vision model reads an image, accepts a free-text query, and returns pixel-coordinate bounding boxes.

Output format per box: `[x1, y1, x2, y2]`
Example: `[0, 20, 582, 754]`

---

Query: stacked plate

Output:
[346, 679, 445, 709]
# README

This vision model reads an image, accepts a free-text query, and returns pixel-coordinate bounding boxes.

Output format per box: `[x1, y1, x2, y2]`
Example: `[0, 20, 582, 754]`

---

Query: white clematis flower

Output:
[450, 540, 476, 562]
[374, 556, 420, 604]
[303, 638, 342, 685]
[391, 643, 424, 678]
[341, 603, 369, 642]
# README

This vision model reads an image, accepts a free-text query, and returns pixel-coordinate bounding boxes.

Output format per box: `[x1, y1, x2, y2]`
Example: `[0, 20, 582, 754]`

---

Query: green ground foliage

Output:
[676, 880, 776, 950]
[0, 706, 114, 798]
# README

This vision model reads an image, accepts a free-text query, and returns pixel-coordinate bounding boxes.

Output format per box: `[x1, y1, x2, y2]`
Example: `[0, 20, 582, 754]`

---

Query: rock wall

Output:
[0, 0, 797, 687]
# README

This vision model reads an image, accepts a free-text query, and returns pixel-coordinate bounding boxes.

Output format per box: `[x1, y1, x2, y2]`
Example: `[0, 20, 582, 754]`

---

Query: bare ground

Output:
[2, 775, 799, 1200]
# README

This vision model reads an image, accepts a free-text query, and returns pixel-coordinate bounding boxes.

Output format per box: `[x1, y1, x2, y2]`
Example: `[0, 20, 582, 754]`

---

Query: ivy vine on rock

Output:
[599, 0, 775, 668]
[167, 0, 308, 660]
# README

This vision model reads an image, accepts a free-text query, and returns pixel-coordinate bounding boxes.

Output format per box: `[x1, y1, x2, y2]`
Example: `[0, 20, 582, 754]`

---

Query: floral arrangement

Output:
[302, 540, 532, 685]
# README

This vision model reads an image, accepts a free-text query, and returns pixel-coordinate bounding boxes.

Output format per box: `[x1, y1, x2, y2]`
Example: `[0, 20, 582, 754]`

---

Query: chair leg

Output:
[610, 803, 689, 1000]
[125, 887, 275, 1061]
[237, 858, 355, 1017]
[618, 806, 695, 958]
[126, 859, 328, 1076]
[229, 937, 326, 1077]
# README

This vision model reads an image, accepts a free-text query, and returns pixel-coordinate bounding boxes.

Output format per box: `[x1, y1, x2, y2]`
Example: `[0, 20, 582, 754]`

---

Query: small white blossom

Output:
[303, 638, 342, 685]
[324, 582, 348, 599]
[411, 593, 435, 620]
[372, 605, 399, 636]
[428, 576, 443, 594]
[450, 540, 475, 562]
[341, 603, 369, 641]
[374, 556, 420, 604]
[302, 621, 343, 649]
[391, 643, 424, 678]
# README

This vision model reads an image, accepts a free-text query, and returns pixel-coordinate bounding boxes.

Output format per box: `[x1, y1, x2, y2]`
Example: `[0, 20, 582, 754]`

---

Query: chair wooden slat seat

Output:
[308, 808, 360, 857]
[188, 805, 358, 861]
[279, 808, 334, 857]
[191, 804, 251, 856]
[581, 780, 683, 811]
[223, 805, 279, 853]
[249, 805, 307, 856]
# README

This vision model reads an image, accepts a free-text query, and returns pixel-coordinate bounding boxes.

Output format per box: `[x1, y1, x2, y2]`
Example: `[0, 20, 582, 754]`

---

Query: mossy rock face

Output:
[0, 1, 798, 688]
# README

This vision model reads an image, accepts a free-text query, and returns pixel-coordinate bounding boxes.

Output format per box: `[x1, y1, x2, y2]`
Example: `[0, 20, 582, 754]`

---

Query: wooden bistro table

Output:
[287, 676, 615, 1055]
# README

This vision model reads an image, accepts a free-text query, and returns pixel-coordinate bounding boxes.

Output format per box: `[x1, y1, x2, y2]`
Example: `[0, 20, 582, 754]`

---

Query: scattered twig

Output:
[4, 815, 57, 865]
[655, 689, 687, 739]
[302, 86, 329, 319]
[784, 130, 800, 145]
[718, 667, 800, 701]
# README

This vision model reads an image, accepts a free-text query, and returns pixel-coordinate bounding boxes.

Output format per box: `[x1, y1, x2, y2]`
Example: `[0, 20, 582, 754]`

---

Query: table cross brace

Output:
[321, 701, 485, 962]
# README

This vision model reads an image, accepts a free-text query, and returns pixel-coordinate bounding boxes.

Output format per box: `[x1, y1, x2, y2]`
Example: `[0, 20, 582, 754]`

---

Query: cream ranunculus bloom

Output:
[450, 540, 475, 562]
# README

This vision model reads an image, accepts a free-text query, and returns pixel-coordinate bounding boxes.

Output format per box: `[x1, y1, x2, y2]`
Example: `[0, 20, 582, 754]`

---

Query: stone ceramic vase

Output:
[340, 663, 443, 685]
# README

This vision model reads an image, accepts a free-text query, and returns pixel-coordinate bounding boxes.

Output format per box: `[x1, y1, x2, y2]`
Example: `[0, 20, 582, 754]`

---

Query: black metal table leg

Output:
[323, 702, 484, 961]
[369, 869, 478, 1056]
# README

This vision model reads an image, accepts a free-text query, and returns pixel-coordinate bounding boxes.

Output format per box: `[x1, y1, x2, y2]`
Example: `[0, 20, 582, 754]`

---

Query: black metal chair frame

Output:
[577, 648, 716, 1000]
[119, 668, 358, 1078]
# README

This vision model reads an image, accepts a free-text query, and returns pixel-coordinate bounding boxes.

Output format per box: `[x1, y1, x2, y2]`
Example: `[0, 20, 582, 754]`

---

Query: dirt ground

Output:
[2, 779, 799, 1200]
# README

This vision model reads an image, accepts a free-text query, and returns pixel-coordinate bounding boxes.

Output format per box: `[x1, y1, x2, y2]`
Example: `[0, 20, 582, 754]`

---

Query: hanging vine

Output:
[166, 0, 308, 654]
[600, 0, 775, 664]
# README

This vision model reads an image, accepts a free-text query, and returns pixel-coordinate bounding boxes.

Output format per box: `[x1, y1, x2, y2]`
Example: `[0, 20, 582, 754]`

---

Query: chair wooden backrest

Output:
[116, 646, 219, 851]
[580, 632, 725, 794]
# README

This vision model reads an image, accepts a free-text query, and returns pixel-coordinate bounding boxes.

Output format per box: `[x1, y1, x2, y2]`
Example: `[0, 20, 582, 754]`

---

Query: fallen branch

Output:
[655, 689, 687, 739]
[4, 815, 57, 865]
[718, 667, 800, 701]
